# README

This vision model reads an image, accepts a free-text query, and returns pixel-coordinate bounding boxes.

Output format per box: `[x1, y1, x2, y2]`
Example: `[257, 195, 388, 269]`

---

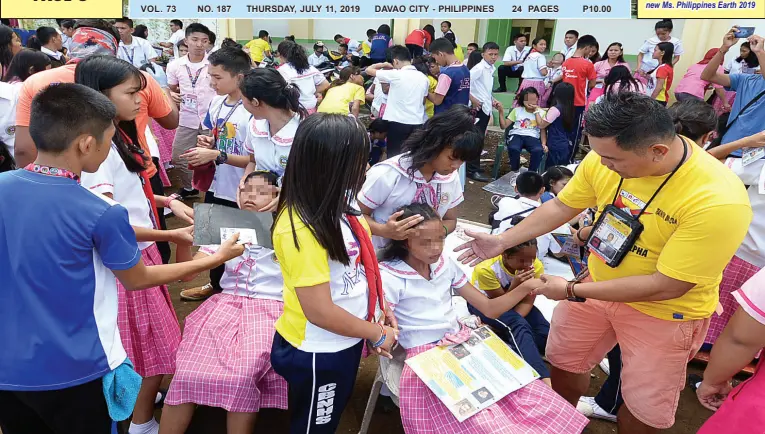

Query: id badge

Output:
[587, 205, 644, 268]
[741, 147, 765, 167]
[182, 94, 198, 111]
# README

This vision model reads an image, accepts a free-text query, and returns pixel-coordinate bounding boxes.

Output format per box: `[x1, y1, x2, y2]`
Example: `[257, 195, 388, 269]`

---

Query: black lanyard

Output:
[610, 137, 689, 220]
[185, 65, 204, 89]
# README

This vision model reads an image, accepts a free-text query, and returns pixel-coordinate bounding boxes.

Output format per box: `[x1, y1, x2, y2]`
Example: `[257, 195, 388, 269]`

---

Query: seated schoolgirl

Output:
[358, 105, 481, 248]
[472, 216, 551, 384]
[160, 171, 285, 434]
[379, 204, 588, 434]
[541, 165, 573, 203]
[495, 88, 547, 174]
[536, 83, 576, 167]
[317, 66, 366, 118]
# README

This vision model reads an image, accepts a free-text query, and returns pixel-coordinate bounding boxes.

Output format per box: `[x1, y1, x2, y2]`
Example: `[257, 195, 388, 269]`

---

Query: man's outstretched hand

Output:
[454, 230, 505, 266]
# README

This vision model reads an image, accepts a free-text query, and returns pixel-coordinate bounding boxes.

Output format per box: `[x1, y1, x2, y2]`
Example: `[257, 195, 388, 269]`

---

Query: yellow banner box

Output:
[1, 0, 122, 19]
[638, 0, 765, 18]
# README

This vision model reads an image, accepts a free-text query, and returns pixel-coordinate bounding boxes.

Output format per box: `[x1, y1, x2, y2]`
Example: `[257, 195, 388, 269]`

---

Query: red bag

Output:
[191, 161, 215, 192]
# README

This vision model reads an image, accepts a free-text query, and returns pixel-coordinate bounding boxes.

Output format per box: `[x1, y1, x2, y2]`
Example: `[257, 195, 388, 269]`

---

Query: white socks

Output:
[155, 391, 163, 404]
[129, 418, 159, 434]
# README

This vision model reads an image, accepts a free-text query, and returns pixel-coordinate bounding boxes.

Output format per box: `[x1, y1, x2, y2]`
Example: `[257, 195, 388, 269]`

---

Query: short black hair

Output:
[565, 30, 579, 38]
[244, 170, 279, 187]
[339, 43, 348, 50]
[585, 92, 675, 151]
[367, 29, 376, 38]
[483, 41, 500, 51]
[258, 30, 269, 39]
[170, 19, 183, 28]
[429, 38, 455, 55]
[207, 31, 216, 45]
[468, 43, 479, 50]
[177, 40, 187, 49]
[35, 27, 59, 45]
[577, 35, 598, 50]
[30, 83, 116, 154]
[512, 33, 527, 43]
[516, 171, 544, 196]
[502, 216, 537, 255]
[388, 45, 411, 63]
[369, 118, 389, 133]
[74, 19, 120, 43]
[209, 46, 252, 75]
[186, 23, 210, 38]
[334, 34, 344, 41]
[115, 17, 134, 28]
[60, 19, 75, 30]
[441, 21, 452, 28]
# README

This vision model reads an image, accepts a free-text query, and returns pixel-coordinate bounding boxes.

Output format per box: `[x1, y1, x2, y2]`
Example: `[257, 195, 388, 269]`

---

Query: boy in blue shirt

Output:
[0, 83, 243, 433]
[429, 38, 471, 115]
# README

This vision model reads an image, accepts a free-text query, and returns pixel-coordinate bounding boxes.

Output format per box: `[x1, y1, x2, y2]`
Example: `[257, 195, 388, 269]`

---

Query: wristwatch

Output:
[215, 150, 228, 166]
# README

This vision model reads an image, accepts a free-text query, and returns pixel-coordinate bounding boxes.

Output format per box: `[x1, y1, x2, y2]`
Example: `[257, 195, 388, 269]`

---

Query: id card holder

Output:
[587, 205, 643, 268]
[182, 94, 198, 111]
[742, 147, 765, 167]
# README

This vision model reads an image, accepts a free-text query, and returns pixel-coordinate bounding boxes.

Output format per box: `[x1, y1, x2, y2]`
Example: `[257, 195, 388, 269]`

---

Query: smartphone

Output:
[735, 27, 755, 38]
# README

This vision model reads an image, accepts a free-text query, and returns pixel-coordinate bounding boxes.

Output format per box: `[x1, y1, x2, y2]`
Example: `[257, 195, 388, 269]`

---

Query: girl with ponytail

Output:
[239, 67, 307, 211]
[276, 40, 330, 114]
[317, 66, 365, 117]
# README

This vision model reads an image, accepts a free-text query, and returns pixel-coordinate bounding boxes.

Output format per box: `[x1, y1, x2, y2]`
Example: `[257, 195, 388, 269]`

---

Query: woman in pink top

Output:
[674, 48, 728, 109]
[697, 267, 765, 433]
[587, 42, 630, 106]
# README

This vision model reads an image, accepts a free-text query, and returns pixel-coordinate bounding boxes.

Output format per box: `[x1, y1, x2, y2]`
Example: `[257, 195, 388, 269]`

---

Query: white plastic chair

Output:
[358, 345, 406, 434]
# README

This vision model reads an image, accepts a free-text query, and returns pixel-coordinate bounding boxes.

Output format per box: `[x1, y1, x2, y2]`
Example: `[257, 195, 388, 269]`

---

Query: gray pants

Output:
[172, 125, 210, 190]
[674, 92, 702, 103]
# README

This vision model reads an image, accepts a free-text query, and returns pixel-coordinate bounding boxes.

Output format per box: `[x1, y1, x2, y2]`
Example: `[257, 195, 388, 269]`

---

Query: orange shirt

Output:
[654, 64, 674, 103]
[16, 64, 172, 178]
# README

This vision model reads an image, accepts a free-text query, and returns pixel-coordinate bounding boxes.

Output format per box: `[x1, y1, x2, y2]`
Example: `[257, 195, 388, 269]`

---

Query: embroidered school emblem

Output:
[279, 155, 288, 168]
[5, 126, 14, 136]
[440, 193, 450, 206]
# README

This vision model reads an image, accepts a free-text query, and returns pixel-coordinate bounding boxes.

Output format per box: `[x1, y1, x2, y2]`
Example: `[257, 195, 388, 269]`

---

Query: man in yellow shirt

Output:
[456, 92, 751, 433]
[244, 30, 271, 65]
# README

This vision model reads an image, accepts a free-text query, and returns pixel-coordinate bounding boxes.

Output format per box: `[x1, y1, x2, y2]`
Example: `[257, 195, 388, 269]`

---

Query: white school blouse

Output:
[638, 36, 684, 72]
[245, 114, 301, 180]
[380, 255, 468, 349]
[724, 158, 765, 268]
[277, 63, 326, 111]
[521, 52, 548, 80]
[358, 154, 465, 248]
[199, 243, 284, 300]
[81, 144, 155, 250]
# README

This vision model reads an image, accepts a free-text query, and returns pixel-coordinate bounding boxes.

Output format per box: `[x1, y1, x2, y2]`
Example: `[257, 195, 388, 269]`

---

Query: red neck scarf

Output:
[347, 214, 385, 322]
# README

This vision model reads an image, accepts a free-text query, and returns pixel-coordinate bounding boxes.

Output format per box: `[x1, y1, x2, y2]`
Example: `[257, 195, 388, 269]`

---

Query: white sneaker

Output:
[599, 358, 610, 376]
[576, 396, 617, 423]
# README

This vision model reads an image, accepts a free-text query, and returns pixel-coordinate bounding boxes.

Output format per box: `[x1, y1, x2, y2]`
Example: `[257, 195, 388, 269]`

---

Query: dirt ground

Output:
[158, 172, 714, 434]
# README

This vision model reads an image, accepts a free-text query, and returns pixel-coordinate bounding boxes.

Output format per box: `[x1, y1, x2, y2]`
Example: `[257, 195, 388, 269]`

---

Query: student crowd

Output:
[0, 15, 765, 434]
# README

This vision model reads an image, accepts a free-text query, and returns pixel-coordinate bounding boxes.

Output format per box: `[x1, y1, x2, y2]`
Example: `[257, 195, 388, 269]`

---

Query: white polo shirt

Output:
[375, 65, 429, 125]
[199, 243, 284, 300]
[492, 196, 565, 260]
[562, 45, 576, 60]
[0, 81, 21, 157]
[118, 36, 157, 68]
[469, 59, 496, 116]
[724, 158, 765, 268]
[371, 77, 388, 114]
[277, 63, 326, 111]
[202, 96, 251, 202]
[502, 46, 530, 71]
[358, 154, 464, 248]
[245, 114, 300, 179]
[168, 29, 186, 58]
[81, 145, 155, 250]
[381, 255, 468, 349]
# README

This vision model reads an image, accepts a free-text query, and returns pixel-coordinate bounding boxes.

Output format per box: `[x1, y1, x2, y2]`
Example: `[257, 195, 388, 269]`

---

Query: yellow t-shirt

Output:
[273, 209, 372, 352]
[317, 82, 366, 115]
[245, 38, 271, 63]
[557, 141, 751, 320]
[425, 75, 438, 118]
[362, 40, 372, 56]
[472, 255, 544, 292]
[454, 45, 465, 63]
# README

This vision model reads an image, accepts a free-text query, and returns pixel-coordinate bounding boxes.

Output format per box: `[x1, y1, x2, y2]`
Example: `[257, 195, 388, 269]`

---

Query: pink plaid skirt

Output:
[705, 255, 761, 345]
[399, 343, 589, 434]
[151, 120, 176, 187]
[514, 80, 547, 108]
[165, 293, 288, 412]
[117, 243, 181, 377]
[713, 90, 736, 116]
